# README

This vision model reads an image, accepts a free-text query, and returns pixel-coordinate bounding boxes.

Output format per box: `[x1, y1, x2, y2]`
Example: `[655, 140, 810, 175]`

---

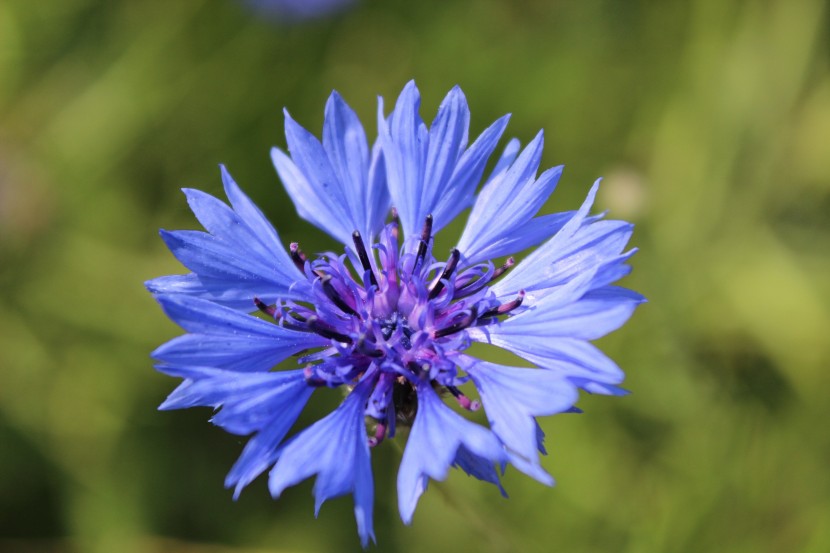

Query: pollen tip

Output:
[254, 297, 277, 318]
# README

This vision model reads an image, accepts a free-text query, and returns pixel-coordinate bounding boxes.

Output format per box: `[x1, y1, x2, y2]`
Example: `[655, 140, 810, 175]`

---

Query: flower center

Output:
[253, 214, 524, 443]
[378, 313, 413, 349]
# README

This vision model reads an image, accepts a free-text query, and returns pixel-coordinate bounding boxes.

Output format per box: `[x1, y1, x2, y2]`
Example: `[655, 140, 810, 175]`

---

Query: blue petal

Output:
[273, 92, 389, 246]
[573, 380, 630, 396]
[462, 212, 574, 264]
[220, 166, 300, 269]
[503, 285, 645, 341]
[379, 81, 428, 242]
[468, 283, 644, 392]
[147, 168, 310, 308]
[269, 376, 376, 547]
[397, 382, 507, 524]
[458, 130, 569, 264]
[365, 139, 389, 240]
[422, 86, 470, 224]
[452, 445, 508, 497]
[491, 180, 636, 301]
[468, 330, 627, 389]
[459, 355, 577, 484]
[145, 273, 309, 311]
[274, 115, 352, 244]
[431, 113, 510, 236]
[323, 91, 391, 241]
[483, 138, 521, 186]
[157, 365, 307, 421]
[156, 365, 314, 497]
[381, 81, 510, 241]
[151, 295, 328, 371]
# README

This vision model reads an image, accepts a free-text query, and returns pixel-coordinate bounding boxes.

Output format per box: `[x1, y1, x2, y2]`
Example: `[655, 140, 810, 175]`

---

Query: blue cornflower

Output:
[147, 81, 643, 547]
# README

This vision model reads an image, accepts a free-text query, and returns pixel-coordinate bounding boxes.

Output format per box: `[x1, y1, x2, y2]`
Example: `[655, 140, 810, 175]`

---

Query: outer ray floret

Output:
[379, 81, 510, 240]
[457, 355, 578, 483]
[151, 294, 329, 372]
[269, 374, 377, 547]
[145, 166, 312, 310]
[155, 364, 315, 497]
[456, 131, 570, 265]
[396, 381, 508, 524]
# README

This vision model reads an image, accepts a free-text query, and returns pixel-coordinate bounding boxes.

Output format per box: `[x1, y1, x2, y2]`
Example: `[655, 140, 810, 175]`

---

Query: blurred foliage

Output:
[1, 0, 829, 552]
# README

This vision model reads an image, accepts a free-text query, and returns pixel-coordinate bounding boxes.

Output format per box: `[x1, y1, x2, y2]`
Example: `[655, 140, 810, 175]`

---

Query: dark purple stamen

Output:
[303, 365, 326, 387]
[257, 301, 308, 332]
[428, 248, 460, 300]
[289, 242, 308, 273]
[447, 385, 481, 411]
[355, 336, 384, 358]
[306, 315, 352, 343]
[414, 214, 433, 272]
[480, 290, 525, 319]
[287, 310, 308, 323]
[434, 306, 479, 338]
[491, 256, 515, 280]
[352, 231, 379, 288]
[321, 275, 359, 317]
[254, 297, 277, 319]
[368, 421, 386, 447]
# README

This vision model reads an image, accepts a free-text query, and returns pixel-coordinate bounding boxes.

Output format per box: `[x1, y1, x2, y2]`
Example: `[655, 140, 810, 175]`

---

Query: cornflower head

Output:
[147, 81, 643, 547]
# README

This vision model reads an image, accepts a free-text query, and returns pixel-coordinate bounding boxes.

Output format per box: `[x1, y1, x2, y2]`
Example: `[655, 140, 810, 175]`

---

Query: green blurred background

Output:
[1, 0, 829, 552]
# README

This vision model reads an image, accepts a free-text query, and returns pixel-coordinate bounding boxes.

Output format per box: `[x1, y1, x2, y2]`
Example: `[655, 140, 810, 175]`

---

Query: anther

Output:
[355, 336, 384, 358]
[368, 421, 387, 447]
[352, 231, 378, 288]
[428, 248, 460, 300]
[289, 243, 308, 273]
[414, 214, 433, 272]
[306, 315, 353, 343]
[258, 301, 306, 332]
[321, 275, 359, 317]
[490, 257, 516, 281]
[434, 306, 479, 338]
[447, 385, 481, 411]
[253, 297, 277, 319]
[303, 365, 326, 387]
[479, 290, 525, 319]
[491, 257, 515, 280]
[390, 208, 400, 241]
[287, 310, 308, 323]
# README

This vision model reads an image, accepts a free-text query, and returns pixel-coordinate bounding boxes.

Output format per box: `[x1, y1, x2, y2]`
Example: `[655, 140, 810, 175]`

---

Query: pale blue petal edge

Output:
[396, 382, 508, 524]
[145, 166, 310, 308]
[268, 375, 376, 547]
